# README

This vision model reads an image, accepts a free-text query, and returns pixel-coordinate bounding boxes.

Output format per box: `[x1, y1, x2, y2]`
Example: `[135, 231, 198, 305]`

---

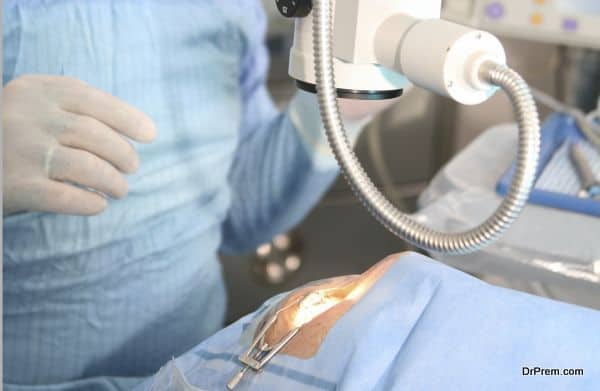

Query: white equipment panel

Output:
[443, 0, 600, 49]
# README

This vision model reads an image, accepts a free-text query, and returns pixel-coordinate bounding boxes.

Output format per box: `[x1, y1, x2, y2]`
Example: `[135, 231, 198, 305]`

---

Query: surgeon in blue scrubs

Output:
[2, 1, 393, 390]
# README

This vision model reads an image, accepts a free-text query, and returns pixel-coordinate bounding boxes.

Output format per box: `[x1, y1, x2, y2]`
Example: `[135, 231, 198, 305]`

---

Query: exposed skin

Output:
[262, 253, 405, 359]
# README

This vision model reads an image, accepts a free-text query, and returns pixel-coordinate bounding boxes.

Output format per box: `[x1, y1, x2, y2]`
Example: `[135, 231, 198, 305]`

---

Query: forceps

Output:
[226, 302, 300, 390]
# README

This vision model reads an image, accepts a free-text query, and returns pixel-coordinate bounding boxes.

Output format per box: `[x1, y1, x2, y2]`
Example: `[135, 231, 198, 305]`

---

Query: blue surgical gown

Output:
[2, 1, 365, 389]
[135, 252, 600, 391]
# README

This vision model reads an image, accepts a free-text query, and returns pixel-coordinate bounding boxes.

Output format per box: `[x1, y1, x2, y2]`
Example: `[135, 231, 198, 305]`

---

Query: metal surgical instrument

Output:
[226, 302, 300, 390]
[570, 143, 600, 199]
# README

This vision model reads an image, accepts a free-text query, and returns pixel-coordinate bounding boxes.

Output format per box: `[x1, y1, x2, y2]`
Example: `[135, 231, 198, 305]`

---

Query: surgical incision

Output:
[261, 254, 399, 359]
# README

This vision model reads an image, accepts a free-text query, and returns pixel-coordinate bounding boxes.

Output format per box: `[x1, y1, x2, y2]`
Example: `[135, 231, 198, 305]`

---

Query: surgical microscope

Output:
[225, 1, 542, 387]
[274, 0, 541, 255]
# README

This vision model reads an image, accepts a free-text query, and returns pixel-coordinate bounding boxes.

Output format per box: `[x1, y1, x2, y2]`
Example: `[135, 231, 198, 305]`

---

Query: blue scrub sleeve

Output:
[220, 5, 369, 254]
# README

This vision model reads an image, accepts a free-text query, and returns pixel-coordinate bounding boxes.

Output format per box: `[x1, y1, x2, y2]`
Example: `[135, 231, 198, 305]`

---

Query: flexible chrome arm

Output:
[312, 0, 541, 254]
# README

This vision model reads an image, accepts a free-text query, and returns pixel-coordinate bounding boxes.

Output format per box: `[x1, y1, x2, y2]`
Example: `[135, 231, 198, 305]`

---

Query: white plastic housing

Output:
[392, 18, 507, 105]
[289, 12, 408, 93]
[289, 0, 506, 104]
[289, 0, 442, 94]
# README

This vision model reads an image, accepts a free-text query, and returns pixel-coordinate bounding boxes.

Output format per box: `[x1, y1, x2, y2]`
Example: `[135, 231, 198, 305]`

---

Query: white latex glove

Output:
[2, 75, 156, 216]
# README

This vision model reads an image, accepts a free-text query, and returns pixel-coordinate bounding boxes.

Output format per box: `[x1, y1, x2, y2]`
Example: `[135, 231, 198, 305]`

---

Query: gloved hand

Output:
[2, 75, 156, 216]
